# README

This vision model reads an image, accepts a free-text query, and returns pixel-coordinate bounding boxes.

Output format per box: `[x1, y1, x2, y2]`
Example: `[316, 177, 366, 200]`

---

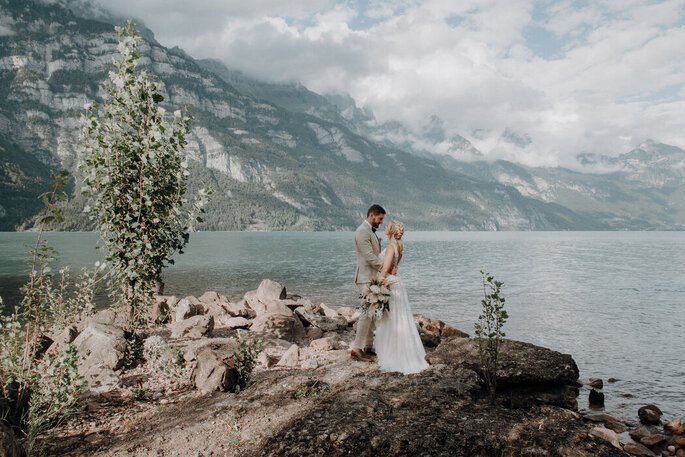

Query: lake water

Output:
[1, 231, 683, 420]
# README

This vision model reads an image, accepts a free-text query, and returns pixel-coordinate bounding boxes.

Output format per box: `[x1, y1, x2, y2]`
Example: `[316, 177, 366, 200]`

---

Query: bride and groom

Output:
[350, 204, 429, 375]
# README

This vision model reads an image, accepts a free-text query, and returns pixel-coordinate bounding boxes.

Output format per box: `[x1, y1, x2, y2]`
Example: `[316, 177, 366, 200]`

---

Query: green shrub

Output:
[474, 270, 508, 404]
[233, 339, 263, 393]
[0, 172, 101, 455]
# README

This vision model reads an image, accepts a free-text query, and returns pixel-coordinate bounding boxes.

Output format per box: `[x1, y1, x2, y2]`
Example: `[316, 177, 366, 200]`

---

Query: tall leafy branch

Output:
[474, 270, 508, 404]
[79, 21, 210, 337]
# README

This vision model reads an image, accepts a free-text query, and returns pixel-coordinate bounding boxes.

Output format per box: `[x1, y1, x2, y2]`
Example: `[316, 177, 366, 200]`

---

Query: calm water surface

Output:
[1, 231, 683, 419]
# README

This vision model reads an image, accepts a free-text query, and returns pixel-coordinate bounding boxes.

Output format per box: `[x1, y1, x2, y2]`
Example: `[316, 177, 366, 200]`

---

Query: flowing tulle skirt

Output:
[374, 275, 429, 374]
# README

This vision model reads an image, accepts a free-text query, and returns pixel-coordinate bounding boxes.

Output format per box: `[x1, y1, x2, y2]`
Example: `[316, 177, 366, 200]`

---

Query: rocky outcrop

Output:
[427, 337, 580, 409]
[51, 281, 672, 457]
[170, 314, 214, 339]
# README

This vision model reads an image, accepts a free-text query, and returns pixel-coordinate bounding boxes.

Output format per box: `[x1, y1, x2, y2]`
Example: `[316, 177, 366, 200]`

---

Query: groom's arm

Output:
[355, 230, 382, 269]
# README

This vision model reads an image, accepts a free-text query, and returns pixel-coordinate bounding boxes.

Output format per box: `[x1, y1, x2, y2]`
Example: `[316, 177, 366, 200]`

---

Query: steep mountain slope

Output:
[445, 141, 685, 230]
[0, 0, 604, 231]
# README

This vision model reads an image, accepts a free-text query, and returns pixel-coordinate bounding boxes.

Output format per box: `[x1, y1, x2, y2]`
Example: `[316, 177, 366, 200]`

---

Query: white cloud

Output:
[91, 0, 685, 167]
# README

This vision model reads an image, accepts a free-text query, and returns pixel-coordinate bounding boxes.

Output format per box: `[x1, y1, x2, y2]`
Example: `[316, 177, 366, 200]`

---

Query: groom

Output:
[350, 204, 385, 362]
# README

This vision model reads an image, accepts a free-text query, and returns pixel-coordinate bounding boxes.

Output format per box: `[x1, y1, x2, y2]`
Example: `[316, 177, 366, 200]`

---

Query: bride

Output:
[374, 220, 429, 375]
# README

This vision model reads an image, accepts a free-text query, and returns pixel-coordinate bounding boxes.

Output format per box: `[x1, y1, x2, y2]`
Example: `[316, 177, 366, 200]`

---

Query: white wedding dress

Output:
[374, 248, 429, 375]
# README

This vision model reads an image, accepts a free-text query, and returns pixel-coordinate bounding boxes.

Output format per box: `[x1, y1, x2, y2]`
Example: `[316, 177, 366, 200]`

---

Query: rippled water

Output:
[1, 231, 683, 419]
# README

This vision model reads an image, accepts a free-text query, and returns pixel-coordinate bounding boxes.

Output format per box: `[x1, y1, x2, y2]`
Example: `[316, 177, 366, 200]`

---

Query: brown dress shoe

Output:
[350, 349, 373, 362]
[363, 346, 377, 356]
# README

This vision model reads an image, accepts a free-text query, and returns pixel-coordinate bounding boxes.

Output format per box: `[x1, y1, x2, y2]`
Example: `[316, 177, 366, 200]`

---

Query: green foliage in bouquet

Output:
[474, 270, 508, 404]
[79, 21, 211, 338]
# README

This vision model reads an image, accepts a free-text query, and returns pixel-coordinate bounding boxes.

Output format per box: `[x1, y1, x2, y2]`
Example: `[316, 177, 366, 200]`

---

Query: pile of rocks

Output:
[46, 279, 464, 397]
[582, 402, 685, 457]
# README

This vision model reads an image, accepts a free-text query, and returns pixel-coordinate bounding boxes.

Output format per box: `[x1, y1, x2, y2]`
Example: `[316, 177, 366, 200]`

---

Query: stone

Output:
[440, 325, 469, 339]
[676, 449, 685, 457]
[589, 378, 603, 389]
[257, 351, 279, 368]
[295, 305, 347, 332]
[45, 324, 79, 357]
[191, 347, 239, 394]
[673, 437, 685, 447]
[624, 442, 658, 457]
[175, 297, 203, 322]
[319, 304, 340, 318]
[170, 315, 214, 339]
[418, 329, 441, 348]
[256, 279, 287, 300]
[0, 420, 23, 457]
[589, 389, 605, 407]
[176, 337, 239, 363]
[608, 377, 619, 383]
[310, 336, 342, 351]
[79, 362, 120, 394]
[638, 405, 663, 425]
[664, 419, 685, 435]
[641, 434, 667, 447]
[589, 426, 622, 450]
[88, 308, 124, 327]
[666, 446, 675, 455]
[301, 358, 318, 369]
[202, 301, 230, 318]
[306, 326, 324, 340]
[225, 301, 257, 319]
[214, 316, 250, 329]
[250, 312, 305, 341]
[277, 344, 299, 367]
[198, 291, 221, 304]
[414, 314, 469, 339]
[584, 413, 625, 433]
[630, 426, 660, 442]
[73, 321, 127, 371]
[336, 307, 356, 318]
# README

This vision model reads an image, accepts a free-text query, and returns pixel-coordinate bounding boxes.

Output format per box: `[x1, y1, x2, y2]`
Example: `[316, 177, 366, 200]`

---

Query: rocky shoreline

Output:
[4, 279, 683, 457]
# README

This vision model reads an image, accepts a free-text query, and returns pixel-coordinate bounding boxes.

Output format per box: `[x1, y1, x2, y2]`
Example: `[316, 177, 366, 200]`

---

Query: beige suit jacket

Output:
[354, 221, 382, 286]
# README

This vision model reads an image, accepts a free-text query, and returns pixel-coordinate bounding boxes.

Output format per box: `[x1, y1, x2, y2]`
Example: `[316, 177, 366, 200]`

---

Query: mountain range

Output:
[1, 0, 683, 231]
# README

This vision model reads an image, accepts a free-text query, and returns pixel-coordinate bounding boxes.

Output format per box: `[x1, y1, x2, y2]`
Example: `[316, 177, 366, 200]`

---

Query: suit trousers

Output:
[352, 283, 376, 349]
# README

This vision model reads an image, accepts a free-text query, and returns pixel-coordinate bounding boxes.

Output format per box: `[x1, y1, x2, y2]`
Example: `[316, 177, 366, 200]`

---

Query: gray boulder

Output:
[295, 305, 347, 332]
[45, 324, 79, 357]
[277, 344, 299, 367]
[191, 347, 239, 394]
[214, 315, 251, 329]
[257, 279, 287, 300]
[638, 405, 662, 425]
[225, 301, 257, 319]
[170, 315, 214, 339]
[250, 312, 305, 341]
[175, 297, 203, 322]
[198, 291, 221, 304]
[73, 321, 127, 372]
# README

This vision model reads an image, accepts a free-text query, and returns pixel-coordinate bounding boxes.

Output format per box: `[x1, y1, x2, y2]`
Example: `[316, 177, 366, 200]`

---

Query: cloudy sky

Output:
[94, 0, 685, 167]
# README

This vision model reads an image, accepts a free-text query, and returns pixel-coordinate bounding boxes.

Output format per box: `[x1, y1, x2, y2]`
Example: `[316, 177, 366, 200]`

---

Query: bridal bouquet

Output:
[361, 277, 395, 319]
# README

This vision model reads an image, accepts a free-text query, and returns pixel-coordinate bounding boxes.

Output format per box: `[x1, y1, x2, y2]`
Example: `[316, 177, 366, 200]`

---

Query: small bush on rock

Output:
[474, 270, 508, 404]
[234, 340, 263, 393]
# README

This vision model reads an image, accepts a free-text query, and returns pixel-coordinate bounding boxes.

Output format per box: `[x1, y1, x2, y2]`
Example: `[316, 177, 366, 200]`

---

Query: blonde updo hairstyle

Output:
[387, 220, 405, 245]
